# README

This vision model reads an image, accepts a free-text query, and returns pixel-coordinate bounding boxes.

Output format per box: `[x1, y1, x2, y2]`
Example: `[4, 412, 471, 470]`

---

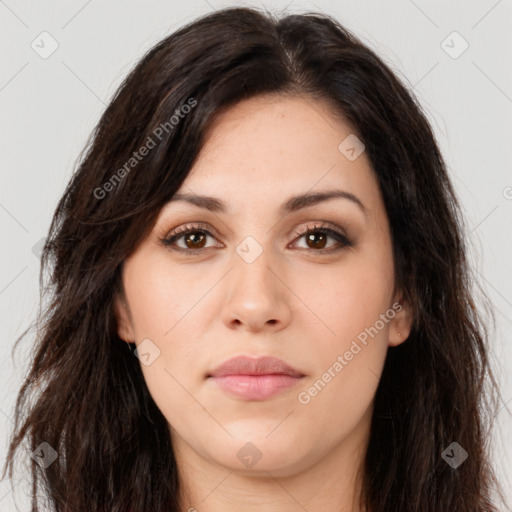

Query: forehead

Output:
[172, 94, 383, 219]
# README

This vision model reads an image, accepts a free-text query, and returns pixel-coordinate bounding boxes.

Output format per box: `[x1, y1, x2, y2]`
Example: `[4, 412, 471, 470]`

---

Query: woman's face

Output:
[115, 94, 412, 478]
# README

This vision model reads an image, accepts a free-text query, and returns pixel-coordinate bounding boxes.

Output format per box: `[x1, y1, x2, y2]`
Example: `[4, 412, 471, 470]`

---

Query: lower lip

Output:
[210, 374, 303, 400]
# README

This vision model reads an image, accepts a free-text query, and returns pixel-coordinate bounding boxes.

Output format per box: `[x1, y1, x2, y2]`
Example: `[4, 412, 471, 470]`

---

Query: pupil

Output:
[186, 232, 206, 249]
[308, 232, 326, 249]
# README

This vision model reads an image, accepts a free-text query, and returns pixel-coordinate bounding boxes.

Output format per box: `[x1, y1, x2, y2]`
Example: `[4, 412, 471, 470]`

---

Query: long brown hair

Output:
[3, 7, 504, 511]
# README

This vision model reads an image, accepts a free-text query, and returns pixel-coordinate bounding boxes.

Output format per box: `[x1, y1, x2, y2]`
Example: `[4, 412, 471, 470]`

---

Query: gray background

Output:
[1, 0, 511, 509]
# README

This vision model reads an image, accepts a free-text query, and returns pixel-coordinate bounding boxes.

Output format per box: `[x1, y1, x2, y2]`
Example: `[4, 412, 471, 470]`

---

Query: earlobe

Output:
[388, 298, 413, 347]
[113, 294, 135, 343]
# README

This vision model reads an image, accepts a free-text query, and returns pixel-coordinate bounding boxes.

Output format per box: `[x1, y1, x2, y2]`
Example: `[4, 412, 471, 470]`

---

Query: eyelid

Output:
[291, 220, 347, 239]
[164, 221, 218, 239]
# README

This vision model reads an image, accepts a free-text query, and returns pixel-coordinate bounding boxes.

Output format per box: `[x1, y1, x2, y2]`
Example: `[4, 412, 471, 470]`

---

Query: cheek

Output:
[296, 242, 394, 347]
[292, 245, 393, 407]
[292, 279, 391, 442]
[121, 254, 217, 426]
[123, 252, 211, 342]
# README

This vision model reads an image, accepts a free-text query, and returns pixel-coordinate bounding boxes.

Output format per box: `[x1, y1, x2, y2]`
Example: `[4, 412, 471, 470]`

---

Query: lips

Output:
[207, 356, 305, 400]
[208, 355, 304, 378]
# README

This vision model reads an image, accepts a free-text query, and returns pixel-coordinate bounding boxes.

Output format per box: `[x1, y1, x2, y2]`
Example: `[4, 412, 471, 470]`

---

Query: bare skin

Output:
[115, 93, 413, 512]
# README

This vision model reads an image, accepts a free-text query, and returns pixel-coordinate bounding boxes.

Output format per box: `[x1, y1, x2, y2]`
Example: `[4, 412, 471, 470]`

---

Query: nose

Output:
[221, 245, 292, 333]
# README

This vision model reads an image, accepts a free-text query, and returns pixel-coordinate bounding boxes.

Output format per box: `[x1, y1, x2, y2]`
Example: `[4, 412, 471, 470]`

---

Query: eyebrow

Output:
[169, 189, 367, 217]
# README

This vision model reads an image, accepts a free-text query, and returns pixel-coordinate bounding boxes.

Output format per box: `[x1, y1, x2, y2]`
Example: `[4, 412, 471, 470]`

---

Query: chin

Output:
[204, 425, 317, 477]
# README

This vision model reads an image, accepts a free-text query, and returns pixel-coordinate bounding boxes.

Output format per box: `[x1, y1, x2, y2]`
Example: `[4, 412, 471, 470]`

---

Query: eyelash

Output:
[161, 222, 353, 256]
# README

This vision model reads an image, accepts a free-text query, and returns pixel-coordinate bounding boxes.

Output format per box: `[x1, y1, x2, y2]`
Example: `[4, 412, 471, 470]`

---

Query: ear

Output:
[113, 292, 135, 343]
[387, 293, 413, 348]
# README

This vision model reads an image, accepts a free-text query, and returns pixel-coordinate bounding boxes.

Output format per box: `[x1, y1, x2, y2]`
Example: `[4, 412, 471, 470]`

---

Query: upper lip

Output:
[207, 356, 305, 378]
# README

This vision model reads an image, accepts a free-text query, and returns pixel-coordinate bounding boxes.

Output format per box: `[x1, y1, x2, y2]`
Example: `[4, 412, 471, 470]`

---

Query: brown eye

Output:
[304, 231, 329, 250]
[181, 231, 207, 249]
[162, 222, 353, 256]
[161, 223, 221, 254]
[292, 224, 353, 254]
